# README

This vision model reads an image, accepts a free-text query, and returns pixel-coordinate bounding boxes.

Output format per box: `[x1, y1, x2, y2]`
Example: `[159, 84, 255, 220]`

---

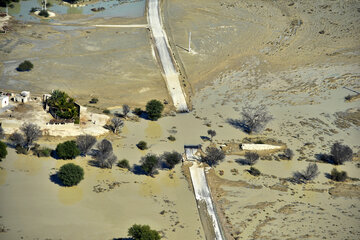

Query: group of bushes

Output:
[139, 151, 182, 176]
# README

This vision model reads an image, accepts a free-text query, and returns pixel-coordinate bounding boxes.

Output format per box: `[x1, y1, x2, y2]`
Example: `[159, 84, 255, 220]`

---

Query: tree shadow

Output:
[49, 173, 65, 187]
[235, 158, 251, 165]
[200, 136, 211, 141]
[324, 172, 332, 180]
[315, 153, 334, 164]
[132, 164, 147, 175]
[226, 118, 250, 133]
[50, 150, 60, 160]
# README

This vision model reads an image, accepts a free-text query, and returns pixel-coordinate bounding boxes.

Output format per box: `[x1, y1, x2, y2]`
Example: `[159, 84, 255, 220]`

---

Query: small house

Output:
[0, 95, 9, 108]
[13, 91, 30, 103]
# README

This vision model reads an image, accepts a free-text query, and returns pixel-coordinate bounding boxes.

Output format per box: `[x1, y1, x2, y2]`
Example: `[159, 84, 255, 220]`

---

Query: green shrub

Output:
[0, 141, 7, 161]
[137, 141, 147, 150]
[117, 159, 130, 170]
[36, 147, 52, 157]
[140, 154, 160, 176]
[56, 140, 80, 159]
[58, 163, 84, 186]
[90, 98, 98, 104]
[162, 151, 182, 169]
[15, 145, 28, 155]
[329, 168, 347, 182]
[74, 117, 80, 124]
[249, 167, 261, 176]
[133, 108, 142, 116]
[38, 10, 49, 17]
[146, 100, 164, 121]
[167, 135, 176, 141]
[128, 224, 160, 240]
[17, 60, 34, 72]
[103, 109, 110, 114]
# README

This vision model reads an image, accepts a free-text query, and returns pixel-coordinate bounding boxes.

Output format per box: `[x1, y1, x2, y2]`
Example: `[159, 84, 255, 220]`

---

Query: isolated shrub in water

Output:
[167, 135, 176, 141]
[0, 141, 7, 161]
[117, 159, 130, 170]
[137, 141, 147, 150]
[128, 224, 160, 240]
[162, 151, 182, 169]
[17, 60, 34, 72]
[329, 168, 347, 182]
[58, 163, 84, 186]
[89, 97, 98, 104]
[35, 147, 51, 157]
[330, 142, 353, 165]
[249, 167, 260, 176]
[56, 140, 80, 159]
[146, 100, 164, 121]
[133, 108, 143, 116]
[140, 154, 160, 176]
[38, 9, 49, 17]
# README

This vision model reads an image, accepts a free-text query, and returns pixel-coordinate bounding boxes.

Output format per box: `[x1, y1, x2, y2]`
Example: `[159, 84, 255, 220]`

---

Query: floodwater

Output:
[3, 0, 145, 23]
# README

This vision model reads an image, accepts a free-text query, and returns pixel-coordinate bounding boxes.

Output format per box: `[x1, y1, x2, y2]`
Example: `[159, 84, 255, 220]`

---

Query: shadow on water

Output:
[49, 173, 65, 187]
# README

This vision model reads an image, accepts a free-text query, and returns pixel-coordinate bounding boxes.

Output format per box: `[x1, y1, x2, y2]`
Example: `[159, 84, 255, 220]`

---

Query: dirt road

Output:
[148, 0, 188, 112]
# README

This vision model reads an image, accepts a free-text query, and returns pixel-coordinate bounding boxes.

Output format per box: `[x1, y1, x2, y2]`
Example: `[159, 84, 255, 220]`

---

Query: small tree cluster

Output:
[293, 163, 320, 183]
[240, 104, 273, 133]
[58, 163, 84, 186]
[56, 141, 80, 159]
[329, 168, 347, 182]
[330, 142, 353, 165]
[0, 141, 7, 161]
[128, 224, 160, 240]
[94, 139, 117, 169]
[245, 152, 259, 166]
[201, 147, 225, 167]
[76, 134, 96, 156]
[146, 100, 164, 121]
[17, 60, 34, 72]
[9, 123, 42, 151]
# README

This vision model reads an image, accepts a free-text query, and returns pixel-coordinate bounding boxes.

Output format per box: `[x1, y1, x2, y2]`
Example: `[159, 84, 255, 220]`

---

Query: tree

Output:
[38, 9, 49, 17]
[20, 123, 42, 151]
[140, 154, 160, 176]
[146, 100, 164, 121]
[240, 104, 273, 133]
[284, 148, 294, 160]
[162, 151, 182, 169]
[94, 139, 117, 169]
[58, 163, 84, 186]
[56, 141, 80, 159]
[76, 134, 96, 156]
[47, 90, 78, 120]
[16, 60, 34, 72]
[110, 117, 123, 134]
[329, 168, 347, 182]
[0, 141, 7, 161]
[128, 224, 160, 240]
[117, 159, 130, 170]
[245, 152, 259, 165]
[293, 163, 320, 183]
[330, 142, 353, 165]
[123, 104, 130, 117]
[201, 147, 225, 167]
[9, 132, 25, 147]
[207, 129, 216, 141]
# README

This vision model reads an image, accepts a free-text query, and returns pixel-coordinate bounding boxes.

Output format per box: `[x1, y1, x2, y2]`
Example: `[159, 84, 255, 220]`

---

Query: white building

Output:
[13, 91, 30, 103]
[0, 95, 9, 108]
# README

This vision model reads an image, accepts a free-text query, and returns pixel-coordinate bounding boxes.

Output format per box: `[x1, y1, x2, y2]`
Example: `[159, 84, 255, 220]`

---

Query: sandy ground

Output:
[0, 17, 170, 110]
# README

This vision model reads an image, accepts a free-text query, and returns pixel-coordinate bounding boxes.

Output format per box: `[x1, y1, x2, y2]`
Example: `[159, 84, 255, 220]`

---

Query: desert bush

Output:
[146, 100, 164, 121]
[245, 152, 259, 166]
[201, 147, 225, 167]
[9, 132, 24, 147]
[128, 224, 160, 240]
[330, 142, 353, 165]
[35, 147, 51, 157]
[123, 104, 130, 117]
[110, 117, 123, 133]
[162, 151, 182, 169]
[284, 148, 294, 160]
[20, 122, 42, 151]
[117, 159, 130, 170]
[133, 108, 143, 116]
[56, 141, 80, 159]
[58, 163, 84, 186]
[38, 10, 49, 17]
[249, 167, 261, 176]
[167, 135, 176, 141]
[89, 97, 98, 104]
[76, 134, 96, 156]
[0, 141, 7, 161]
[140, 154, 160, 176]
[207, 129, 216, 141]
[103, 109, 110, 114]
[240, 104, 273, 133]
[137, 141, 147, 150]
[329, 168, 347, 182]
[293, 163, 320, 183]
[17, 60, 33, 72]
